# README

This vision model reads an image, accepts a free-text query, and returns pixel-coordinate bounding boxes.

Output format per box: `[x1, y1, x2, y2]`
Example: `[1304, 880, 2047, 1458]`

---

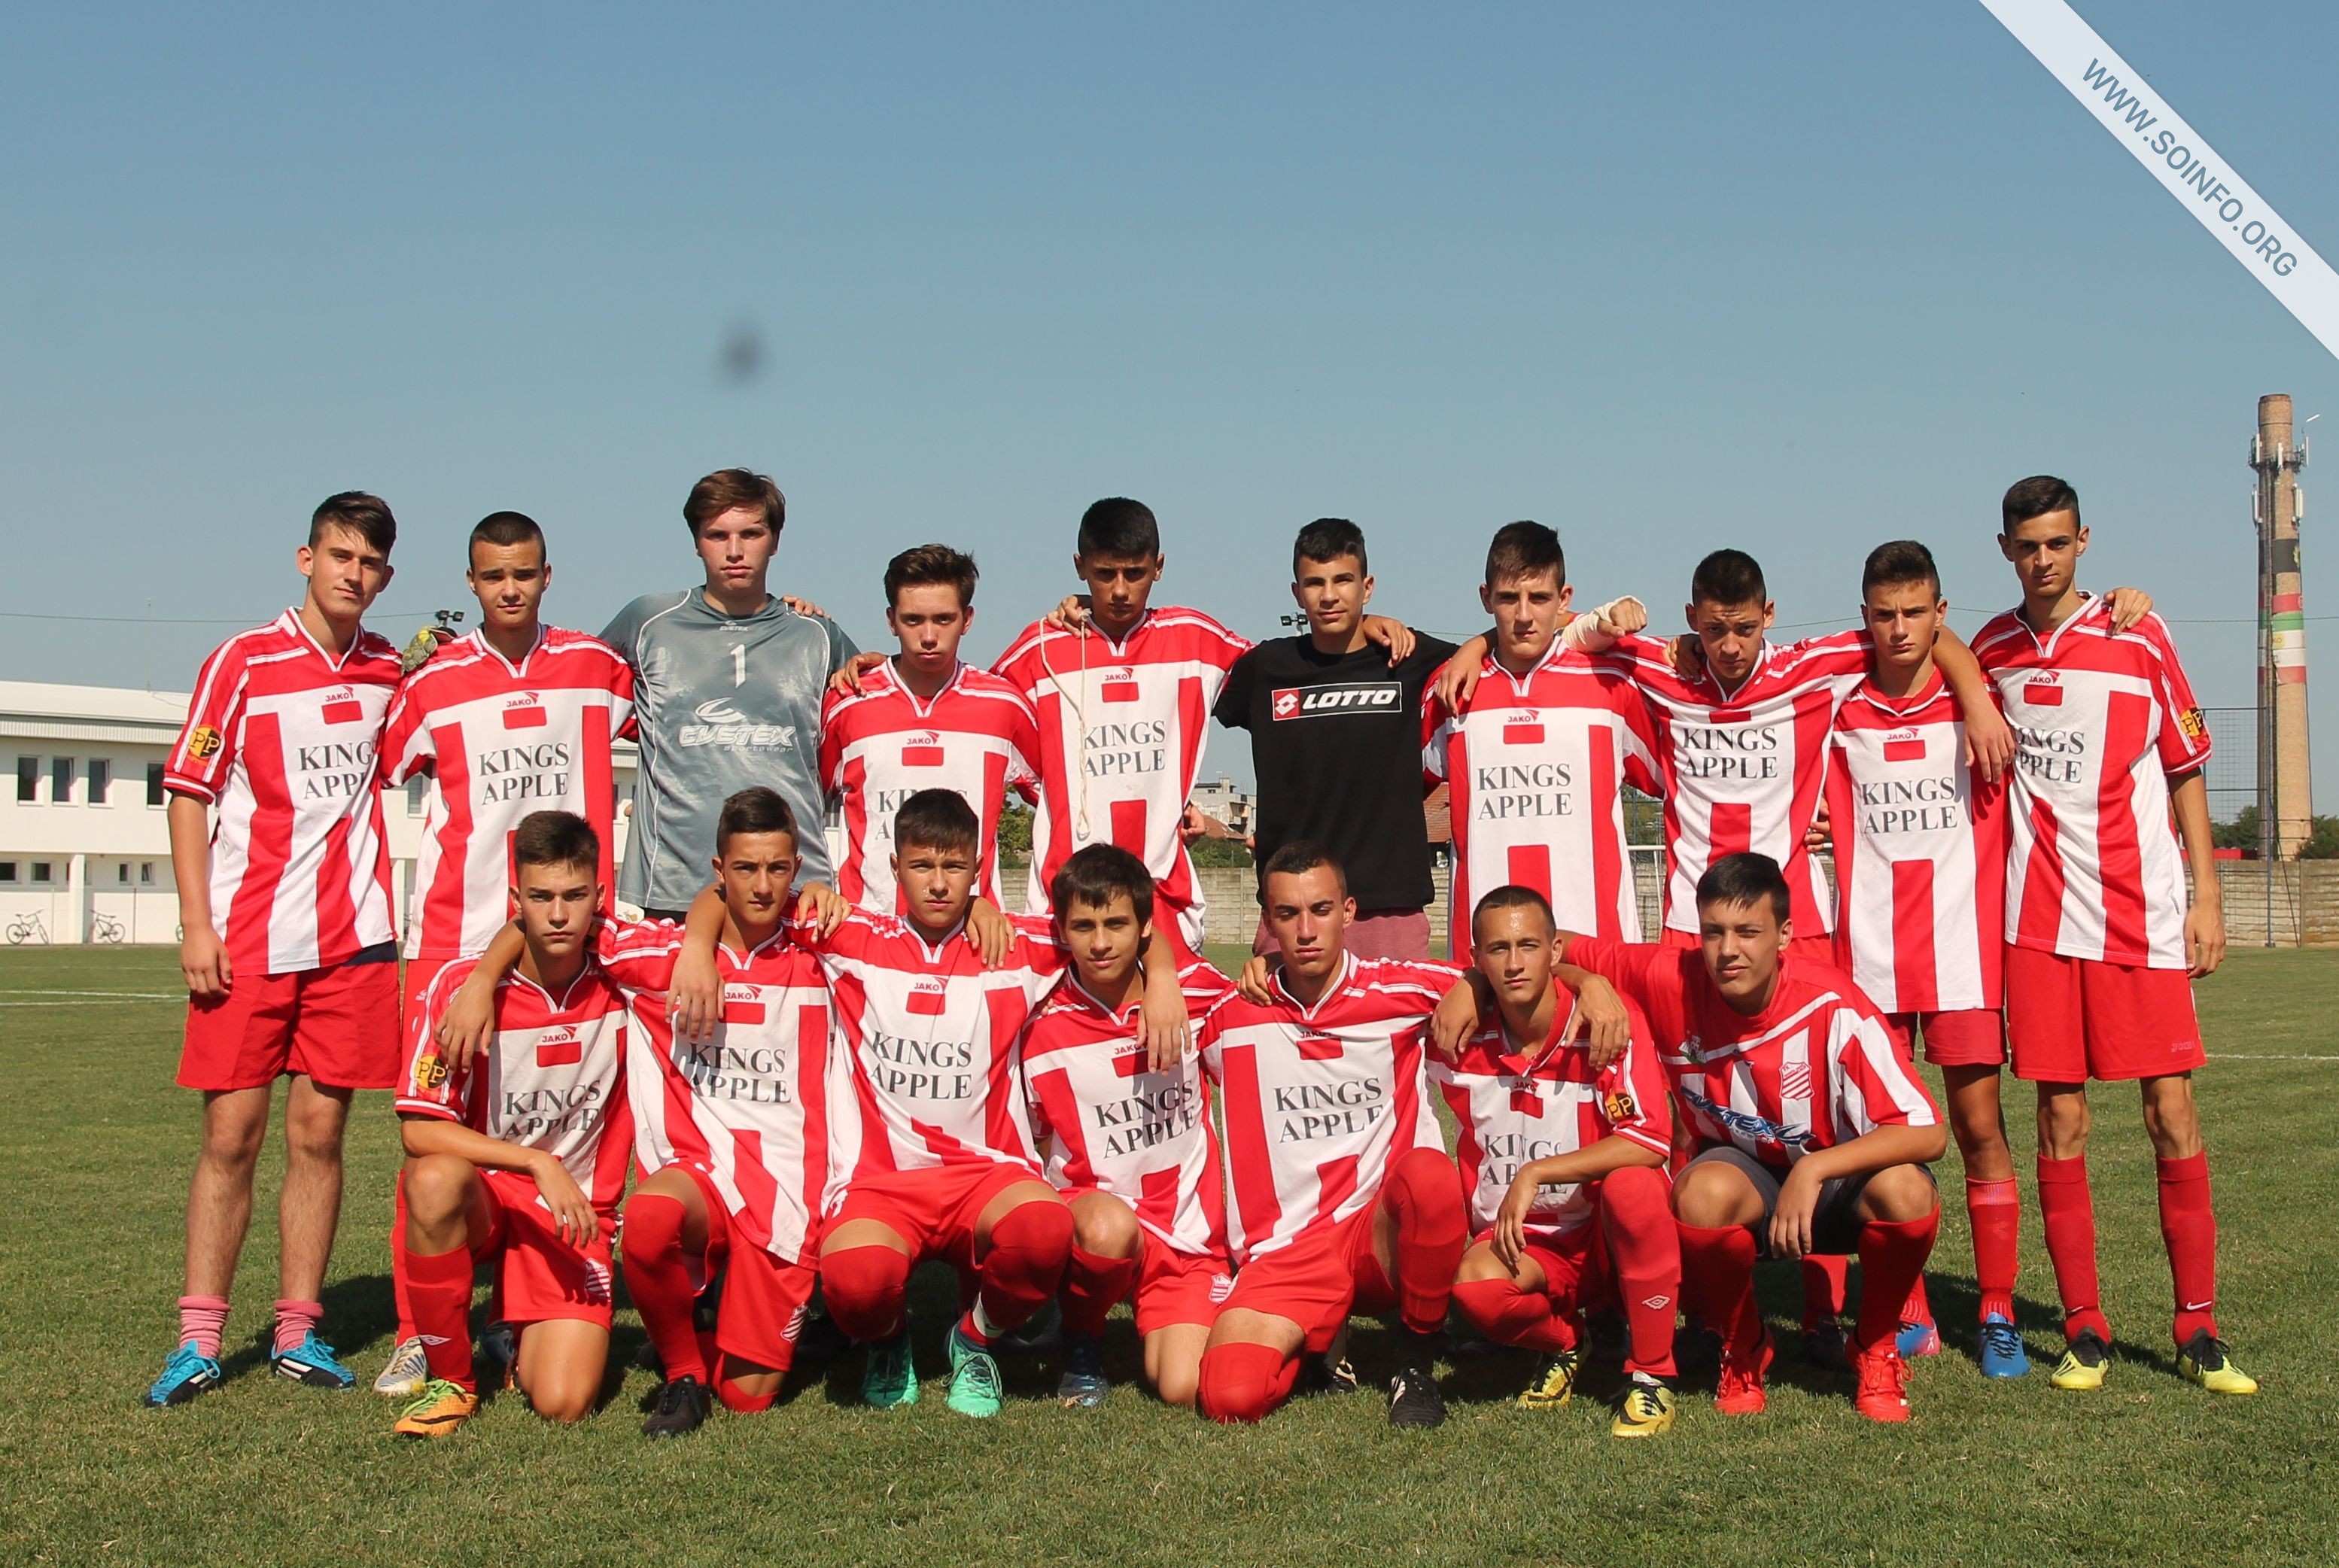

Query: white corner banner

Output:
[1979, 0, 2339, 360]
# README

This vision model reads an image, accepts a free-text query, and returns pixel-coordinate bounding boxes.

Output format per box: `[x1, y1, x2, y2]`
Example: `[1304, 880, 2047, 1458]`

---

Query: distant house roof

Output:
[1424, 784, 1450, 846]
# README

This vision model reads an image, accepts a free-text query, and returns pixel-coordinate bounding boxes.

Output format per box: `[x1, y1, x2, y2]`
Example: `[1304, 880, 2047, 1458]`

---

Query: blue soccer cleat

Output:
[271, 1331, 356, 1390]
[1056, 1333, 1109, 1408]
[145, 1342, 224, 1408]
[1978, 1314, 2031, 1378]
[1896, 1318, 1942, 1359]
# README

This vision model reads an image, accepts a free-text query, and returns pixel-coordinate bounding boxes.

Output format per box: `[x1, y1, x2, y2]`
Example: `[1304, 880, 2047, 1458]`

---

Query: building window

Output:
[140, 861, 155, 885]
[88, 758, 111, 805]
[406, 776, 429, 816]
[16, 758, 35, 803]
[0, 862, 16, 883]
[50, 758, 74, 804]
[147, 762, 167, 807]
[117, 862, 129, 884]
[30, 861, 53, 884]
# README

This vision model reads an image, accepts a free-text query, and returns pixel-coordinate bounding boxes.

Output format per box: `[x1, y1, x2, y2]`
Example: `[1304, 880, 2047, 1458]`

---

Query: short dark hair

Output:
[2002, 475, 2080, 533]
[1690, 548, 1766, 609]
[310, 491, 397, 555]
[716, 787, 799, 854]
[469, 510, 545, 562]
[1261, 839, 1347, 897]
[1077, 497, 1160, 561]
[1293, 518, 1368, 577]
[893, 788, 981, 858]
[1471, 883, 1556, 937]
[884, 543, 979, 609]
[513, 810, 599, 874]
[685, 468, 786, 537]
[1861, 539, 1941, 599]
[1050, 844, 1154, 929]
[1483, 521, 1565, 590]
[1696, 852, 1791, 923]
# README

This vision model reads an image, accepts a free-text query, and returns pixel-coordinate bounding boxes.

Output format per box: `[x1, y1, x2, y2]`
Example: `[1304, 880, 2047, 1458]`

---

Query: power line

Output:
[0, 606, 440, 627]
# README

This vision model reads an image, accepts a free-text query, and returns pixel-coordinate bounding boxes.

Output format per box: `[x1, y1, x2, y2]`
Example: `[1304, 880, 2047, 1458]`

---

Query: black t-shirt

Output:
[1215, 631, 1458, 912]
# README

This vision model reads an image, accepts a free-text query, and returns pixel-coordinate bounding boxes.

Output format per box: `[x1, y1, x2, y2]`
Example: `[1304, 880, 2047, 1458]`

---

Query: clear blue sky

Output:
[6, 2, 2336, 801]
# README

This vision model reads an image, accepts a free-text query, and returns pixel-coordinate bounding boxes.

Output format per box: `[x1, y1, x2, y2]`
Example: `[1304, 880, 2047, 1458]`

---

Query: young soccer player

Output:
[820, 544, 1039, 912]
[1422, 522, 1660, 942]
[1439, 886, 1680, 1436]
[391, 811, 634, 1437]
[1193, 843, 1474, 1429]
[1823, 540, 2025, 1375]
[147, 492, 405, 1408]
[1976, 476, 2253, 1395]
[1021, 844, 1233, 1408]
[373, 509, 636, 1397]
[1551, 853, 1947, 1422]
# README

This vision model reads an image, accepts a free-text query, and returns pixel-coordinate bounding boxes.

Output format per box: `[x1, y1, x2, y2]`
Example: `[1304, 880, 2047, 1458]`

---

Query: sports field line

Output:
[2207, 1052, 2339, 1062]
[0, 989, 181, 1001]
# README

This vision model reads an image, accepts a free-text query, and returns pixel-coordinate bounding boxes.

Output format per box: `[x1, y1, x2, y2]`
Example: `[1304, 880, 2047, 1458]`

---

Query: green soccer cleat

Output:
[861, 1330, 919, 1409]
[947, 1324, 1005, 1418]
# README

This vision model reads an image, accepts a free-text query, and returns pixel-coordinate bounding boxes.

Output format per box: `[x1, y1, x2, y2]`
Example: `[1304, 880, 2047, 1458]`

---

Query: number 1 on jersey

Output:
[731, 643, 747, 687]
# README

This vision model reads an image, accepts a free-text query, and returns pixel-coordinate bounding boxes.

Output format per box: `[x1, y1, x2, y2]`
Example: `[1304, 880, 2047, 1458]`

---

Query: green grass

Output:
[3, 947, 2335, 1566]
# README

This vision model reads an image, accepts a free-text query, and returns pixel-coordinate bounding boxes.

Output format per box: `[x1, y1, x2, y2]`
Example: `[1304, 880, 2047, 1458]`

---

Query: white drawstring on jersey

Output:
[1037, 613, 1094, 842]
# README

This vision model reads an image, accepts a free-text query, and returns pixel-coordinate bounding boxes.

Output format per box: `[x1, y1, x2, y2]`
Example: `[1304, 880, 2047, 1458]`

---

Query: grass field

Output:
[4, 945, 2335, 1566]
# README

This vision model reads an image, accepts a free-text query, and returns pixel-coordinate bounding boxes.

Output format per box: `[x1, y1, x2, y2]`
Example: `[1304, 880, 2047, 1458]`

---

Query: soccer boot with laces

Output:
[1714, 1331, 1774, 1415]
[1896, 1319, 1942, 1359]
[1851, 1341, 1912, 1423]
[643, 1374, 713, 1438]
[2049, 1328, 2110, 1391]
[1056, 1333, 1109, 1408]
[271, 1330, 355, 1390]
[1386, 1332, 1447, 1429]
[2175, 1330, 2258, 1396]
[1977, 1314, 2030, 1379]
[1516, 1348, 1580, 1409]
[861, 1330, 919, 1409]
[946, 1324, 1005, 1418]
[478, 1320, 519, 1390]
[1610, 1375, 1677, 1439]
[393, 1378, 479, 1439]
[1800, 1317, 1850, 1372]
[144, 1342, 224, 1408]
[375, 1336, 430, 1399]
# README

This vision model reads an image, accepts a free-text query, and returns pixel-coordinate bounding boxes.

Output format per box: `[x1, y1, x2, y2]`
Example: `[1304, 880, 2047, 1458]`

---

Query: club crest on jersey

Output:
[411, 1051, 449, 1093]
[1271, 683, 1401, 720]
[2178, 706, 2209, 742]
[184, 725, 223, 761]
[1603, 1089, 1638, 1123]
[502, 691, 549, 729]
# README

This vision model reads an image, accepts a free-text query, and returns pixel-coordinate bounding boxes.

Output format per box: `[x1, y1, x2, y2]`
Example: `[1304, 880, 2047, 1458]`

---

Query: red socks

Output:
[1799, 1252, 1849, 1329]
[272, 1299, 323, 1357]
[1061, 1244, 1140, 1339]
[1452, 1275, 1577, 1355]
[176, 1295, 230, 1360]
[820, 1245, 911, 1343]
[1677, 1222, 1760, 1354]
[1382, 1149, 1468, 1336]
[1854, 1211, 1939, 1352]
[1965, 1176, 2021, 1322]
[621, 1193, 708, 1384]
[2158, 1152, 2219, 1345]
[2036, 1154, 2109, 1340]
[406, 1245, 478, 1390]
[1197, 1342, 1300, 1424]
[959, 1201, 1075, 1346]
[1601, 1165, 1680, 1378]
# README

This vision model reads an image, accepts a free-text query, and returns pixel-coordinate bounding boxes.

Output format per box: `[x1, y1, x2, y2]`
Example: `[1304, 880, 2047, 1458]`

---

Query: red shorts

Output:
[831, 1162, 1053, 1268]
[674, 1167, 818, 1372]
[1472, 1223, 1598, 1311]
[1219, 1208, 1394, 1354]
[1661, 927, 1836, 969]
[1880, 1008, 2006, 1068]
[178, 950, 400, 1092]
[1134, 1232, 1235, 1337]
[476, 1168, 616, 1328]
[2004, 946, 2205, 1083]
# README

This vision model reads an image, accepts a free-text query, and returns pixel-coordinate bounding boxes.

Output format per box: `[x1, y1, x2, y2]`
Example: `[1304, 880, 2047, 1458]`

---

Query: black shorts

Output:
[1685, 1146, 1936, 1257]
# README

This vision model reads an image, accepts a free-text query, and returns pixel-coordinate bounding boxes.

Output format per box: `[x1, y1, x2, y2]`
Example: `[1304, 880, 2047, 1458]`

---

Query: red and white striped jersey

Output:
[992, 608, 1252, 952]
[1601, 631, 1869, 939]
[1430, 991, 1673, 1238]
[397, 956, 635, 1218]
[595, 919, 842, 1266]
[1023, 962, 1233, 1260]
[1197, 953, 1457, 1264]
[805, 908, 1066, 1181]
[379, 627, 636, 961]
[1566, 939, 1939, 1168]
[166, 610, 400, 974]
[1824, 673, 2006, 1013]
[1975, 600, 2211, 970]
[1422, 641, 1659, 944]
[817, 660, 1041, 913]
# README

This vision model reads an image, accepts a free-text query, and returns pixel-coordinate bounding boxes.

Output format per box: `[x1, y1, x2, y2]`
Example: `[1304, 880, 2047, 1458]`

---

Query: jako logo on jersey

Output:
[1101, 668, 1141, 701]
[537, 1026, 583, 1068]
[680, 697, 798, 749]
[321, 686, 365, 725]
[2024, 672, 2064, 706]
[503, 691, 549, 729]
[905, 979, 950, 1016]
[1882, 727, 1926, 763]
[900, 731, 945, 767]
[1270, 683, 1401, 720]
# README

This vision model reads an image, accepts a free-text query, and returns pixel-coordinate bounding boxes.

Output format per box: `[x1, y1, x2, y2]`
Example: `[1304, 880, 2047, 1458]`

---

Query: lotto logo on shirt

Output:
[1269, 683, 1402, 720]
[679, 697, 798, 749]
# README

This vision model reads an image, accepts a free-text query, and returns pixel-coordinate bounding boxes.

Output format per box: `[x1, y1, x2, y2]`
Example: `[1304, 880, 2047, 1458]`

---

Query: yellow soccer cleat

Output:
[2049, 1329, 2110, 1391]
[393, 1379, 480, 1439]
[1611, 1377, 1676, 1438]
[1517, 1348, 1580, 1408]
[2176, 1332, 2258, 1396]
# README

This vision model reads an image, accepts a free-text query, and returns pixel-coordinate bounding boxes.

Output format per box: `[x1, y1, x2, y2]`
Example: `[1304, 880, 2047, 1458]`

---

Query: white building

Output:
[1188, 774, 1252, 836]
[0, 680, 638, 947]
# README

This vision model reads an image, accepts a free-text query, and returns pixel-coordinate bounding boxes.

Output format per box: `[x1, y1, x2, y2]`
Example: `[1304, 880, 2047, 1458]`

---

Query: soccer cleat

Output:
[1674, 1319, 1723, 1375]
[1516, 1348, 1580, 1409]
[1800, 1318, 1850, 1372]
[2049, 1329, 2110, 1392]
[1056, 1333, 1110, 1408]
[1611, 1376, 1677, 1439]
[375, 1336, 430, 1399]
[642, 1375, 712, 1438]
[2175, 1331, 2258, 1396]
[478, 1320, 519, 1390]
[144, 1342, 223, 1408]
[392, 1378, 479, 1439]
[946, 1325, 1005, 1419]
[1977, 1314, 2030, 1379]
[1715, 1332, 1774, 1416]
[1851, 1342, 1912, 1423]
[270, 1331, 355, 1390]
[1896, 1319, 1942, 1359]
[861, 1331, 919, 1409]
[1387, 1361, 1447, 1430]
